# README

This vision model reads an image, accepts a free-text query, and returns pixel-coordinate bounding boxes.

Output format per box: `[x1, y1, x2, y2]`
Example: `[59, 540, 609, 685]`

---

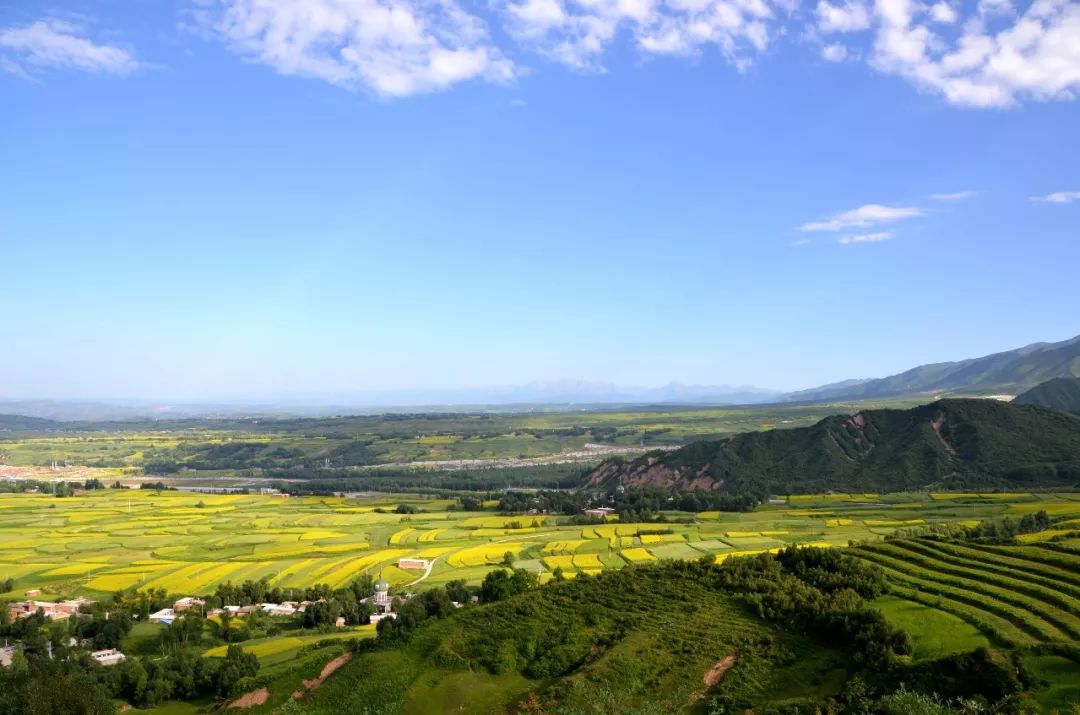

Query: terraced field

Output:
[856, 537, 1080, 649]
[2, 490, 1079, 604]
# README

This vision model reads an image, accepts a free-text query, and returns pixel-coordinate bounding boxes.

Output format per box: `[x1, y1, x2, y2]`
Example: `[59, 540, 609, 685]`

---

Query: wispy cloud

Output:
[193, 0, 515, 98]
[502, 0, 775, 72]
[0, 18, 139, 77]
[1031, 191, 1080, 204]
[822, 43, 848, 62]
[929, 190, 976, 201]
[838, 231, 894, 244]
[791, 238, 813, 246]
[799, 203, 924, 232]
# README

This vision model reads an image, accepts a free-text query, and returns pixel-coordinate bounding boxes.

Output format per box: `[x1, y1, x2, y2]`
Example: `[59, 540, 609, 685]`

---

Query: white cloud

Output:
[849, 0, 1080, 108]
[182, 0, 1080, 110]
[822, 42, 848, 60]
[928, 2, 957, 24]
[1031, 190, 1080, 203]
[500, 0, 777, 71]
[929, 189, 976, 200]
[195, 0, 514, 97]
[0, 18, 139, 77]
[800, 203, 924, 231]
[838, 231, 895, 243]
[791, 237, 813, 246]
[816, 0, 872, 33]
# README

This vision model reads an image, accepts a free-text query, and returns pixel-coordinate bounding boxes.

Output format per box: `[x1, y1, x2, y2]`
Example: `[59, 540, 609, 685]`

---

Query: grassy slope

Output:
[787, 334, 1080, 402]
[1015, 377, 1080, 414]
[300, 566, 851, 715]
[874, 595, 990, 660]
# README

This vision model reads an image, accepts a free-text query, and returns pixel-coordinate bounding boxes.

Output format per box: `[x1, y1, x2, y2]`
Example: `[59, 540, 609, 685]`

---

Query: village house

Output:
[172, 597, 205, 612]
[583, 507, 617, 518]
[259, 603, 297, 617]
[0, 645, 15, 668]
[24, 589, 40, 597]
[148, 608, 176, 625]
[90, 649, 126, 666]
[7, 598, 92, 622]
[397, 558, 429, 570]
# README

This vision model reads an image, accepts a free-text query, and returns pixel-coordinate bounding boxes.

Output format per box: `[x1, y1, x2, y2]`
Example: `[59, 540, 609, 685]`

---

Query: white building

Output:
[0, 646, 15, 668]
[148, 608, 175, 624]
[91, 649, 126, 666]
[369, 612, 397, 625]
[371, 577, 392, 613]
[260, 603, 297, 616]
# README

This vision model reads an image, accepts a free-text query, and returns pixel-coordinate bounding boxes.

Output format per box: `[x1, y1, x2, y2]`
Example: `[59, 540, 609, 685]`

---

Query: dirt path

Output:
[292, 652, 353, 699]
[404, 557, 437, 587]
[227, 687, 268, 709]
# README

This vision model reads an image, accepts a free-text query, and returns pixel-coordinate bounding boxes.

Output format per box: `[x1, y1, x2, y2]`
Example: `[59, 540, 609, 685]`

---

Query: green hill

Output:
[587, 399, 1080, 494]
[299, 560, 859, 714]
[786, 334, 1080, 402]
[1014, 377, 1080, 414]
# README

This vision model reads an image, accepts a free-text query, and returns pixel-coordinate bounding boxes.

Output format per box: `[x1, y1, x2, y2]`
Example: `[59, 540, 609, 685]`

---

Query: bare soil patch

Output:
[228, 687, 268, 709]
[704, 654, 738, 687]
[292, 652, 353, 699]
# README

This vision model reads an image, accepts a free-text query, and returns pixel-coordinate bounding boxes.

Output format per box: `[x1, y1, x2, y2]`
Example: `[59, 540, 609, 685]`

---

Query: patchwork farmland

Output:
[2, 489, 1079, 602]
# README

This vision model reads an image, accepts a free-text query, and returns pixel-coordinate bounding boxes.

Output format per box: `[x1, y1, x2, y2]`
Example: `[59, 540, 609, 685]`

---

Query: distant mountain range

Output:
[587, 398, 1080, 494]
[1014, 377, 1080, 414]
[785, 334, 1080, 403]
[4, 334, 1080, 421]
[0, 382, 782, 421]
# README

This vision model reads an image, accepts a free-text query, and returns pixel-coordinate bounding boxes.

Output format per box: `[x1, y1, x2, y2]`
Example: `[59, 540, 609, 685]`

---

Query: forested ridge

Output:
[588, 399, 1080, 494]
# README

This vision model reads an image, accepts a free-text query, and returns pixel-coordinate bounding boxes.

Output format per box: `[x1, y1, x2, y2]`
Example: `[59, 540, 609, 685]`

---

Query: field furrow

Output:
[854, 552, 1070, 643]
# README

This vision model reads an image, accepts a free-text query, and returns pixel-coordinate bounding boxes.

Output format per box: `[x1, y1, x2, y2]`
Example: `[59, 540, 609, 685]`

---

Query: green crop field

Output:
[853, 535, 1080, 712]
[2, 488, 1079, 713]
[2, 489, 1078, 602]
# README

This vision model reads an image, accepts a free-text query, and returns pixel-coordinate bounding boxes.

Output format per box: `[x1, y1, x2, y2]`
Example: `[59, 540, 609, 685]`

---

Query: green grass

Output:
[202, 627, 375, 665]
[857, 543, 1080, 639]
[855, 551, 1070, 643]
[874, 595, 990, 660]
[1026, 655, 1080, 712]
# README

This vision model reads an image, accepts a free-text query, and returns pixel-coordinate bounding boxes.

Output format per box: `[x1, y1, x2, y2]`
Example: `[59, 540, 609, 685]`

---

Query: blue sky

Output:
[1, 0, 1078, 401]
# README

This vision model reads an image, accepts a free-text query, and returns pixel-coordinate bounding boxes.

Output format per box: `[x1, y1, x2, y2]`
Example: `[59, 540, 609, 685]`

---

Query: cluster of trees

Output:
[963, 509, 1053, 540]
[273, 463, 583, 496]
[497, 487, 763, 519]
[109, 645, 258, 707]
[717, 547, 909, 667]
[0, 609, 256, 713]
[373, 581, 471, 645]
[0, 602, 134, 653]
[0, 643, 257, 712]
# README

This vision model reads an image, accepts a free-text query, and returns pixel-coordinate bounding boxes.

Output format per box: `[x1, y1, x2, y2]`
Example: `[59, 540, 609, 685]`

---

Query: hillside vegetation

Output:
[787, 334, 1080, 402]
[588, 399, 1080, 493]
[300, 555, 872, 714]
[1014, 377, 1080, 415]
